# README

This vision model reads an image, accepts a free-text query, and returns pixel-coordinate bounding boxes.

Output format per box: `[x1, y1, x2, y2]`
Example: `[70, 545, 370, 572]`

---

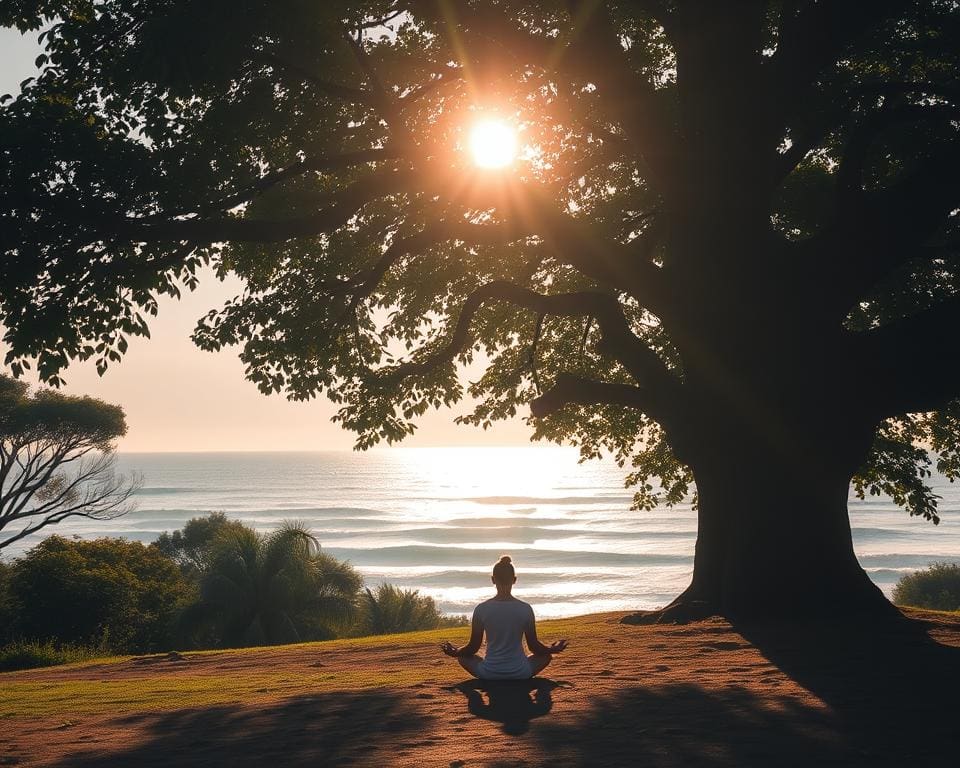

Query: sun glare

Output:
[469, 119, 518, 169]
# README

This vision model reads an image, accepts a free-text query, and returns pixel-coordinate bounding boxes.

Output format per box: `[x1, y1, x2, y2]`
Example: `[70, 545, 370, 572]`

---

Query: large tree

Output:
[1, 1, 958, 620]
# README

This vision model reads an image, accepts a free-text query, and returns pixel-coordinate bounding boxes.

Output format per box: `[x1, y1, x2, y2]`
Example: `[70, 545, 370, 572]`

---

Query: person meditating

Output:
[441, 555, 568, 679]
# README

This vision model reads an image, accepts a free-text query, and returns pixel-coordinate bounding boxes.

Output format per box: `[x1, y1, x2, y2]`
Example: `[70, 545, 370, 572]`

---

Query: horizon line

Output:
[114, 444, 573, 455]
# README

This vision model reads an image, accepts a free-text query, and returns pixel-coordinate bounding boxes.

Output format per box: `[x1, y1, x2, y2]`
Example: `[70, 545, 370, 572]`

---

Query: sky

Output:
[0, 27, 531, 452]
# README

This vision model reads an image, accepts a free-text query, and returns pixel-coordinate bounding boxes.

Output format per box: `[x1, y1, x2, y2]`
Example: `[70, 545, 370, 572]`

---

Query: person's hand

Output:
[549, 639, 569, 654]
[440, 641, 460, 657]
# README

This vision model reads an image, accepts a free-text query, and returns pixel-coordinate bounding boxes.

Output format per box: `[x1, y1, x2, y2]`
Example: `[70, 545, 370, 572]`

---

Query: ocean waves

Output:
[460, 494, 636, 505]
[4, 448, 960, 616]
[322, 544, 693, 568]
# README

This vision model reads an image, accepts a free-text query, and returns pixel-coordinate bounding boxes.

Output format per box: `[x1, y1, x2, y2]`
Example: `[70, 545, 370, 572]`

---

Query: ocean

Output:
[4, 447, 960, 617]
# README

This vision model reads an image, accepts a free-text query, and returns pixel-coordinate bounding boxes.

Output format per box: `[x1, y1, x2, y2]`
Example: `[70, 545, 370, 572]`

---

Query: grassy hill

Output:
[2, 610, 959, 767]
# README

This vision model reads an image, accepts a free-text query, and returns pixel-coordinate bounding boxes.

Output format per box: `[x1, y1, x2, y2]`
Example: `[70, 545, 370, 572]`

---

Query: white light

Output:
[469, 119, 518, 169]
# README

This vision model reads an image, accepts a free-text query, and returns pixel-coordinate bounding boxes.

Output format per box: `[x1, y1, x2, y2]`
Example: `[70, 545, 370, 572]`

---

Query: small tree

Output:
[0, 375, 140, 550]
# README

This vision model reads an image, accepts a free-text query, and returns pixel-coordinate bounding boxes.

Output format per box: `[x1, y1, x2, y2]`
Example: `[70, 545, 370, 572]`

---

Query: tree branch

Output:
[530, 373, 655, 417]
[321, 219, 535, 335]
[196, 148, 403, 216]
[774, 78, 960, 184]
[419, 170, 670, 315]
[559, 0, 678, 193]
[835, 105, 960, 205]
[773, 97, 852, 182]
[769, 0, 910, 131]
[339, 219, 530, 301]
[380, 281, 680, 417]
[109, 168, 412, 244]
[852, 295, 960, 418]
[809, 142, 960, 313]
[260, 51, 378, 106]
[1, 441, 74, 517]
[399, 69, 464, 103]
[0, 450, 138, 550]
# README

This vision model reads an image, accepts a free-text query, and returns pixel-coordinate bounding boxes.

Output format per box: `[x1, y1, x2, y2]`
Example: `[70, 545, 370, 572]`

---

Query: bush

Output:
[0, 560, 12, 644]
[0, 639, 105, 672]
[152, 512, 247, 578]
[893, 562, 960, 611]
[161, 515, 471, 647]
[8, 536, 195, 652]
[179, 522, 363, 648]
[355, 584, 467, 635]
[4, 517, 465, 656]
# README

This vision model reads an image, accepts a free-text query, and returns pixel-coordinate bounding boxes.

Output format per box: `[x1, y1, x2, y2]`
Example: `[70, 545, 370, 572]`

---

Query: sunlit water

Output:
[4, 447, 959, 617]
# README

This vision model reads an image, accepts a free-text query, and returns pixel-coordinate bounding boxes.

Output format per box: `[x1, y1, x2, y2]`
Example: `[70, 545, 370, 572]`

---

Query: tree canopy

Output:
[2, 1, 959, 616]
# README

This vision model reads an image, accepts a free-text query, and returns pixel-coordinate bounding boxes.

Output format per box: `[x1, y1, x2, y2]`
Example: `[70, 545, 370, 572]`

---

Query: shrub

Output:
[180, 521, 363, 648]
[8, 536, 195, 652]
[0, 560, 13, 643]
[152, 512, 248, 578]
[355, 584, 467, 635]
[0, 639, 105, 672]
[893, 562, 960, 611]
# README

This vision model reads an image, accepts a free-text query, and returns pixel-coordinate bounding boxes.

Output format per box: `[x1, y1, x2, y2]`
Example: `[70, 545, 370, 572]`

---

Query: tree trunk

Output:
[636, 408, 895, 623]
[641, 121, 898, 624]
[682, 446, 894, 622]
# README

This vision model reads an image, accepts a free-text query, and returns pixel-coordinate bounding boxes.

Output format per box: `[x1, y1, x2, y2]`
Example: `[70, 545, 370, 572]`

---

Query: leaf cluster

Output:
[0, 373, 126, 447]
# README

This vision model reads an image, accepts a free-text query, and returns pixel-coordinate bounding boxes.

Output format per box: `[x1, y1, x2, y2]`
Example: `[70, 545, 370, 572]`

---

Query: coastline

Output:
[3, 450, 958, 618]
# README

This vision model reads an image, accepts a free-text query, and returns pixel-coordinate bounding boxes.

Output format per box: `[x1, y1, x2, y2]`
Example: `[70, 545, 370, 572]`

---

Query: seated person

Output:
[441, 555, 568, 679]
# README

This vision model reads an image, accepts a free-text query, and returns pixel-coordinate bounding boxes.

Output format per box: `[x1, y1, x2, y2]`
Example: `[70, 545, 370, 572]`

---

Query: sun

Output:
[469, 119, 518, 169]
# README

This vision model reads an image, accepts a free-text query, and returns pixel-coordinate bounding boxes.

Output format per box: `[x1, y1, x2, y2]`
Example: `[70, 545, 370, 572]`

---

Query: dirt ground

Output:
[2, 609, 959, 767]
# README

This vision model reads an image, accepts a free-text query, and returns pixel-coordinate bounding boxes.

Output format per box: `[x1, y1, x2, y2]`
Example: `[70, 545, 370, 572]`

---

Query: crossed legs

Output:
[457, 653, 551, 679]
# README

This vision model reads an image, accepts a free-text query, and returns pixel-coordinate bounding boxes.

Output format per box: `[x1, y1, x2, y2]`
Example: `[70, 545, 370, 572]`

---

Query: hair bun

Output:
[498, 555, 512, 564]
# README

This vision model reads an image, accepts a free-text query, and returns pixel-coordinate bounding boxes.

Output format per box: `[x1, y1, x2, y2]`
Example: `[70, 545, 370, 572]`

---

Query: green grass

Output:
[0, 614, 602, 719]
[0, 627, 467, 718]
[0, 640, 110, 673]
[895, 604, 960, 615]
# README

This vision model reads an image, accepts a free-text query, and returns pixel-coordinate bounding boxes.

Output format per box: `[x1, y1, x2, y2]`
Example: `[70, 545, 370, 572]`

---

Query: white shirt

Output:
[473, 597, 536, 678]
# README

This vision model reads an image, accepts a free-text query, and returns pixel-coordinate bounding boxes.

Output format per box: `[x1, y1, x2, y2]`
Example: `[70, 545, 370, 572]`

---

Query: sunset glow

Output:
[469, 119, 517, 168]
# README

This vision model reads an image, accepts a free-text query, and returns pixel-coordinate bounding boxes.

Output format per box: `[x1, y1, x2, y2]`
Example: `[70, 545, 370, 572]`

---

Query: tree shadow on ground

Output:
[49, 690, 434, 768]
[445, 677, 568, 735]
[534, 615, 960, 767]
[736, 613, 960, 763]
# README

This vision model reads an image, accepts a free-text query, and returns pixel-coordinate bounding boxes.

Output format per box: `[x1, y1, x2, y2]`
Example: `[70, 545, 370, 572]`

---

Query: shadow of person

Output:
[447, 677, 566, 735]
